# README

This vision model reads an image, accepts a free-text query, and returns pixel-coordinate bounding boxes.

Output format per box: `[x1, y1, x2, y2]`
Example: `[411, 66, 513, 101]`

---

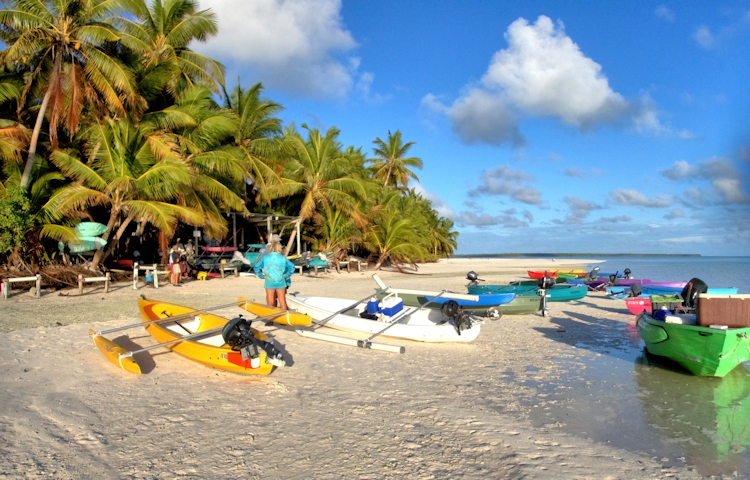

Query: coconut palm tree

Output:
[278, 124, 370, 227]
[0, 0, 142, 188]
[369, 130, 422, 188]
[46, 116, 203, 270]
[363, 209, 429, 271]
[222, 81, 287, 204]
[111, 0, 224, 97]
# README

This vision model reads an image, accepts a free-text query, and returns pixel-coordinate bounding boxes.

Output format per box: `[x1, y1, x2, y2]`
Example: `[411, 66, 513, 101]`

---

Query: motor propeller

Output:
[440, 300, 473, 335]
[222, 315, 285, 366]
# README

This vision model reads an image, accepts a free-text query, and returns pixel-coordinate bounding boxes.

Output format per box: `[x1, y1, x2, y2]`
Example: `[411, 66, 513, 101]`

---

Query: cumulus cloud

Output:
[192, 0, 366, 97]
[564, 168, 586, 178]
[664, 208, 686, 220]
[411, 183, 456, 219]
[662, 157, 749, 204]
[655, 5, 675, 22]
[552, 196, 604, 224]
[454, 211, 529, 228]
[598, 215, 632, 223]
[423, 16, 664, 147]
[693, 25, 716, 49]
[609, 189, 672, 208]
[469, 165, 543, 205]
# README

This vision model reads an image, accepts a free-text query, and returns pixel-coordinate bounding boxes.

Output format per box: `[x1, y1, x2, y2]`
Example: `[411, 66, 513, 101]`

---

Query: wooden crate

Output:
[697, 294, 750, 328]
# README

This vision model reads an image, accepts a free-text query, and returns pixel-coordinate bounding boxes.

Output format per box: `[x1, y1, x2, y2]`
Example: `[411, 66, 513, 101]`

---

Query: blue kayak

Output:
[426, 292, 516, 307]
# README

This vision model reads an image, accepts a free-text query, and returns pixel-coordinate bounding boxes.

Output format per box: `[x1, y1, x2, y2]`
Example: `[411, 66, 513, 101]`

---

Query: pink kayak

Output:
[625, 297, 652, 315]
[200, 246, 238, 253]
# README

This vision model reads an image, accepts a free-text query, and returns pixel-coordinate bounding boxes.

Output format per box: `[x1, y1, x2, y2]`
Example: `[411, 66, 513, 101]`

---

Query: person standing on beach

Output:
[253, 241, 294, 309]
[169, 247, 182, 286]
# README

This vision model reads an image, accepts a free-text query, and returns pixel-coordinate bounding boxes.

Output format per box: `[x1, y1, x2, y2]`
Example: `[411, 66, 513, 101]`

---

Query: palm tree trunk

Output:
[20, 53, 60, 189]
[384, 161, 393, 187]
[373, 254, 387, 271]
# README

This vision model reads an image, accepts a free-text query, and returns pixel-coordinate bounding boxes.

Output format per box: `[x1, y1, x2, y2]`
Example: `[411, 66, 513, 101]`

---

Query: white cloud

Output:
[664, 208, 686, 220]
[454, 211, 529, 228]
[598, 215, 632, 223]
[655, 5, 676, 22]
[469, 165, 543, 205]
[423, 15, 664, 146]
[192, 0, 365, 97]
[609, 189, 672, 208]
[411, 183, 456, 219]
[661, 160, 697, 180]
[693, 25, 716, 49]
[713, 178, 750, 204]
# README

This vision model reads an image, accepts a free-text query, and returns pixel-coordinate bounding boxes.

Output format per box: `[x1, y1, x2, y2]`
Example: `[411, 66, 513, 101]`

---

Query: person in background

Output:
[253, 240, 295, 309]
[185, 239, 195, 256]
[174, 237, 185, 252]
[169, 247, 182, 286]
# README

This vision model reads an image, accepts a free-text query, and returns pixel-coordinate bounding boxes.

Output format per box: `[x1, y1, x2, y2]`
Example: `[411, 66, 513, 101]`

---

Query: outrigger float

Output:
[89, 297, 311, 375]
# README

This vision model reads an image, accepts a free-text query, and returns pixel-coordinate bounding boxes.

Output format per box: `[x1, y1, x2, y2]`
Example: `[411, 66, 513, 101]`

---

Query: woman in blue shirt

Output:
[253, 241, 295, 309]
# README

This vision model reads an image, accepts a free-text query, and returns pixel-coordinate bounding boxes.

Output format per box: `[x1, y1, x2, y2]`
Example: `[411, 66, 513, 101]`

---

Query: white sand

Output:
[0, 258, 703, 478]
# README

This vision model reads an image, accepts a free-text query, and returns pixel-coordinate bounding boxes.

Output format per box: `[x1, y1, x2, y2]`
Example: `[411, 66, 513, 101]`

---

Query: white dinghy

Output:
[286, 292, 482, 344]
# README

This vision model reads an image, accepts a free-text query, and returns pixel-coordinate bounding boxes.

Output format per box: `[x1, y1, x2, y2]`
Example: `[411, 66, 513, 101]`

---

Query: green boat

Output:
[636, 313, 750, 377]
[467, 282, 588, 302]
[373, 288, 541, 316]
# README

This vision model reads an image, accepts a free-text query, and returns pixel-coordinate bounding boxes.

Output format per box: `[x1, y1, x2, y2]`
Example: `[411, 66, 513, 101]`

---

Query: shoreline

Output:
[0, 258, 706, 478]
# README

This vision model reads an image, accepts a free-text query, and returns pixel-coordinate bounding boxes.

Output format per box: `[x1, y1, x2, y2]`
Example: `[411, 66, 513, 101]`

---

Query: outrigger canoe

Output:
[285, 294, 482, 343]
[89, 298, 297, 375]
[636, 312, 750, 377]
[237, 297, 312, 325]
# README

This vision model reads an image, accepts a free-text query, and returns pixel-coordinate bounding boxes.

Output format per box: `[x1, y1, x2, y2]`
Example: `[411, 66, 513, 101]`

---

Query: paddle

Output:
[94, 299, 248, 336]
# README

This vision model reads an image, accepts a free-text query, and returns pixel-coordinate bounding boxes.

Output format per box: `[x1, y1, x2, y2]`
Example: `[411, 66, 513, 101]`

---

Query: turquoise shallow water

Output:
[463, 255, 750, 476]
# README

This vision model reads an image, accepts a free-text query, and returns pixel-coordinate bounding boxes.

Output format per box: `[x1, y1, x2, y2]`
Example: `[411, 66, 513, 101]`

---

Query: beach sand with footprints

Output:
[0, 258, 705, 479]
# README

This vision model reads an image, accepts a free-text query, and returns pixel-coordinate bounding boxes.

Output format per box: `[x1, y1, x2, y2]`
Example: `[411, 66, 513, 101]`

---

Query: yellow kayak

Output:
[238, 297, 312, 326]
[137, 298, 276, 375]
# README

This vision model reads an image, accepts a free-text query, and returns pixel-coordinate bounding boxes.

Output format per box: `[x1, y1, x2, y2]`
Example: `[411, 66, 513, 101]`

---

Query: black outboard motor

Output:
[630, 283, 642, 298]
[680, 278, 708, 313]
[537, 276, 556, 317]
[623, 268, 632, 279]
[222, 315, 285, 366]
[441, 300, 472, 335]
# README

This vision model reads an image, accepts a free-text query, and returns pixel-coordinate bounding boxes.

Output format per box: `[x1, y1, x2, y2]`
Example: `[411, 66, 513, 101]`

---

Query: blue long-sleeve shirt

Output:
[254, 252, 295, 289]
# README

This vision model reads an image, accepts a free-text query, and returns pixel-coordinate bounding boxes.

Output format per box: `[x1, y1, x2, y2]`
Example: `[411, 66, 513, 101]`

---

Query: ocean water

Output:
[463, 255, 750, 476]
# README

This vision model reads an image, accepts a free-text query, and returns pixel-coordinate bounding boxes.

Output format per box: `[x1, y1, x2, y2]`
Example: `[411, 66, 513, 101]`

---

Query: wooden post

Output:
[220, 264, 225, 279]
[2, 279, 8, 299]
[78, 274, 83, 295]
[296, 220, 301, 255]
[232, 213, 237, 249]
[35, 274, 41, 297]
[133, 262, 139, 290]
[105, 273, 110, 293]
[234, 267, 239, 278]
[154, 267, 159, 289]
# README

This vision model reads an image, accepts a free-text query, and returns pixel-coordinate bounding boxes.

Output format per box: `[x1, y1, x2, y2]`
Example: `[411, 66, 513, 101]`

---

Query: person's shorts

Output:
[172, 263, 181, 274]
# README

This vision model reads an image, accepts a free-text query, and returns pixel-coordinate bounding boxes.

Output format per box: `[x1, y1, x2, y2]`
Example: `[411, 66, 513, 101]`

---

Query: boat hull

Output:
[237, 298, 312, 326]
[467, 283, 588, 302]
[287, 295, 481, 343]
[138, 298, 274, 375]
[635, 313, 750, 377]
[375, 290, 515, 313]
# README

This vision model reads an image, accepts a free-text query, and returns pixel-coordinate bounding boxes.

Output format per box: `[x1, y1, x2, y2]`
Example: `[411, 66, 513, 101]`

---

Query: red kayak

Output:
[200, 246, 238, 253]
[527, 270, 558, 279]
[625, 297, 651, 315]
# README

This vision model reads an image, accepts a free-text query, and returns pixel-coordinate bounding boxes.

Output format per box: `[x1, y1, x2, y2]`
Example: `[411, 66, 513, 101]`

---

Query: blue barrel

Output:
[366, 299, 380, 314]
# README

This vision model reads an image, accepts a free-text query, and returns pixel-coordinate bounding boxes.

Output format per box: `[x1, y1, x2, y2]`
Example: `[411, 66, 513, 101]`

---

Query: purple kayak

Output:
[614, 278, 651, 286]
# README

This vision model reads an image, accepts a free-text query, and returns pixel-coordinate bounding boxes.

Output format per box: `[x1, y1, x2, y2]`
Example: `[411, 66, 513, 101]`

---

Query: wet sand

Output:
[0, 258, 706, 478]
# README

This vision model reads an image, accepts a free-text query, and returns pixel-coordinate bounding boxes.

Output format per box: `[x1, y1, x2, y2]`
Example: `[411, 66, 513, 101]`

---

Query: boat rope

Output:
[718, 332, 750, 359]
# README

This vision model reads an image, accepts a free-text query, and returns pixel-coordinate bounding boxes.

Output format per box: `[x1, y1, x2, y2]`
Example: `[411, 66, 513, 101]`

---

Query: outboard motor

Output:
[630, 283, 642, 298]
[623, 268, 632, 279]
[466, 271, 484, 286]
[680, 278, 708, 313]
[537, 276, 556, 317]
[222, 315, 285, 367]
[587, 266, 600, 279]
[441, 300, 472, 335]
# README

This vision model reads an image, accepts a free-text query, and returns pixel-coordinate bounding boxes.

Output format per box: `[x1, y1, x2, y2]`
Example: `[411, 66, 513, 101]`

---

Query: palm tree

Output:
[46, 117, 202, 270]
[0, 0, 141, 188]
[112, 0, 225, 97]
[222, 81, 287, 204]
[369, 130, 422, 188]
[278, 124, 370, 226]
[363, 210, 429, 271]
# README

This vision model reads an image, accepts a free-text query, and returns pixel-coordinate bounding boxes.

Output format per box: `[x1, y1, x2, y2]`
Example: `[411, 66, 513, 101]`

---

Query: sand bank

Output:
[0, 258, 703, 478]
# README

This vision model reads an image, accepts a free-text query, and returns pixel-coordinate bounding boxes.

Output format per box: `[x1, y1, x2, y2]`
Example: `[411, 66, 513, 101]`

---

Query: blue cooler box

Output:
[381, 296, 403, 316]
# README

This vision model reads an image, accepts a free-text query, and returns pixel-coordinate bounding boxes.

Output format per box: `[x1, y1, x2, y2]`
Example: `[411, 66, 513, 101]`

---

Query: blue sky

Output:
[193, 0, 750, 256]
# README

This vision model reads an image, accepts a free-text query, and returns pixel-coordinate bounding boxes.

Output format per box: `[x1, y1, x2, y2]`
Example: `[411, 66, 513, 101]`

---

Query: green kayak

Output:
[467, 283, 588, 302]
[636, 313, 750, 377]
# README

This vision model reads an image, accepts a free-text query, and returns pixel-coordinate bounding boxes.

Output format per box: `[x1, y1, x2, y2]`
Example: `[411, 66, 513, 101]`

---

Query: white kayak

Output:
[286, 294, 482, 343]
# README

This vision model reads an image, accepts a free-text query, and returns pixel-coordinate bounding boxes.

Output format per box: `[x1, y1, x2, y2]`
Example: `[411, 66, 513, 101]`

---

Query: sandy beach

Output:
[0, 258, 708, 479]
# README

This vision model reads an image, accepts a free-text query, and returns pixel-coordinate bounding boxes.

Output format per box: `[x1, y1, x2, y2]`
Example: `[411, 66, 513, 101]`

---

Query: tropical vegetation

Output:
[0, 0, 457, 274]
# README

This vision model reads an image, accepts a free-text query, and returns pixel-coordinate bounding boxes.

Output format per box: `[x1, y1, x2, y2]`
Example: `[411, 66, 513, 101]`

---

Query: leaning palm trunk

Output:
[20, 54, 60, 188]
